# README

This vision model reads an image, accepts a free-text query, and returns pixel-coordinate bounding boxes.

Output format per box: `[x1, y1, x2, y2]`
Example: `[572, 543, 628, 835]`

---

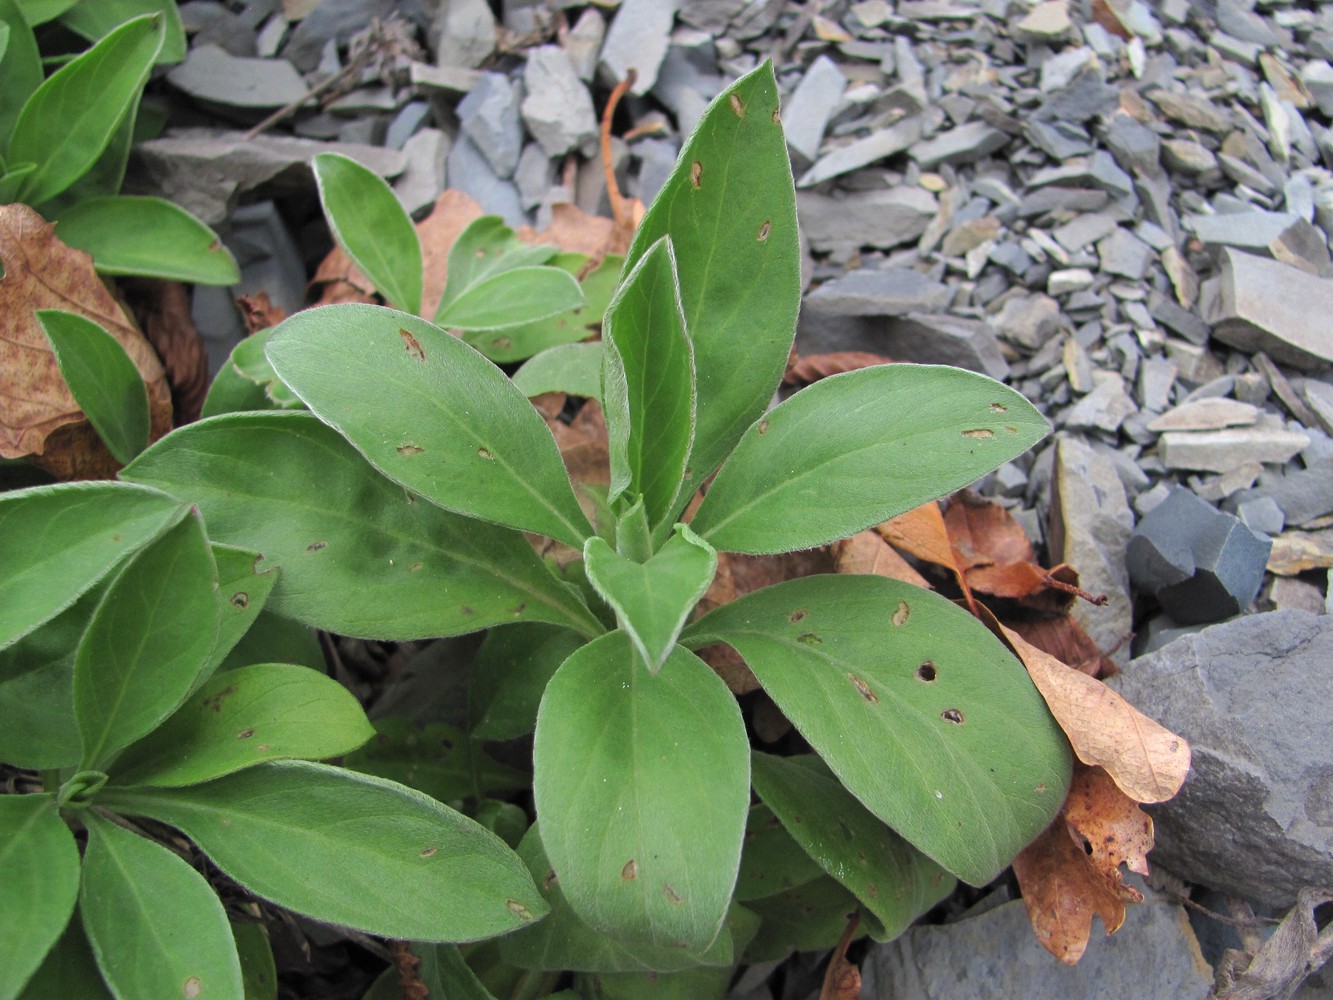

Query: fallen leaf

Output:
[943, 490, 1033, 568]
[818, 911, 862, 1000]
[518, 201, 620, 263]
[877, 500, 956, 573]
[784, 350, 895, 386]
[1000, 624, 1190, 803]
[547, 397, 609, 489]
[1008, 613, 1116, 679]
[833, 530, 930, 589]
[237, 291, 287, 334]
[1210, 888, 1333, 1000]
[0, 204, 172, 477]
[122, 278, 209, 424]
[1062, 764, 1153, 880]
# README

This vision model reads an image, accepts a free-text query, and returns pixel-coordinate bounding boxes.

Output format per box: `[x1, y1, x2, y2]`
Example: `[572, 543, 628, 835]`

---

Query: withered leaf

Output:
[1008, 613, 1116, 679]
[0, 205, 171, 477]
[784, 350, 895, 387]
[818, 912, 863, 1000]
[833, 530, 930, 589]
[1210, 888, 1333, 1000]
[122, 278, 209, 425]
[1001, 625, 1190, 803]
[237, 291, 288, 334]
[877, 500, 956, 574]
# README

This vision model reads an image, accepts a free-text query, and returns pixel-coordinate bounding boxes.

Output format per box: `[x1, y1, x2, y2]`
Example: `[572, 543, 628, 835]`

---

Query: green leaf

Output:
[122, 411, 600, 639]
[511, 342, 602, 400]
[74, 510, 221, 769]
[0, 162, 36, 203]
[203, 543, 279, 684]
[624, 61, 799, 506]
[578, 965, 734, 1000]
[601, 237, 694, 528]
[742, 876, 865, 963]
[533, 633, 748, 952]
[685, 575, 1073, 886]
[230, 921, 276, 1000]
[342, 717, 528, 802]
[217, 611, 322, 675]
[8, 13, 163, 205]
[464, 253, 621, 364]
[80, 814, 243, 1000]
[60, 0, 186, 63]
[313, 152, 422, 314]
[101, 760, 549, 943]
[0, 481, 182, 651]
[469, 623, 585, 741]
[55, 196, 239, 284]
[109, 663, 374, 788]
[499, 825, 741, 974]
[13, 0, 78, 26]
[36, 309, 150, 465]
[200, 328, 304, 419]
[0, 587, 96, 769]
[582, 527, 716, 674]
[750, 752, 955, 939]
[14, 917, 113, 1000]
[0, 795, 80, 999]
[0, 0, 41, 141]
[435, 216, 557, 320]
[265, 305, 593, 548]
[436, 266, 585, 332]
[689, 365, 1050, 554]
[733, 804, 823, 902]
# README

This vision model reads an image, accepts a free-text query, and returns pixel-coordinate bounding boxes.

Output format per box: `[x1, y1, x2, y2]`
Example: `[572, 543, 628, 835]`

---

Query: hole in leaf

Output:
[989, 402, 1008, 412]
[230, 592, 249, 609]
[690, 161, 702, 189]
[757, 220, 771, 241]
[962, 428, 994, 439]
[184, 977, 202, 999]
[1034, 783, 1048, 794]
[306, 541, 328, 552]
[622, 859, 638, 880]
[420, 846, 438, 858]
[478, 447, 495, 460]
[506, 900, 534, 920]
[237, 728, 256, 739]
[797, 632, 821, 645]
[893, 601, 910, 627]
[410, 562, 423, 572]
[758, 419, 769, 435]
[543, 869, 558, 890]
[789, 609, 808, 623]
[849, 674, 878, 703]
[400, 328, 426, 362]
[511, 603, 526, 617]
[916, 661, 937, 682]
[397, 444, 424, 456]
[729, 93, 745, 116]
[940, 708, 965, 724]
[663, 883, 684, 905]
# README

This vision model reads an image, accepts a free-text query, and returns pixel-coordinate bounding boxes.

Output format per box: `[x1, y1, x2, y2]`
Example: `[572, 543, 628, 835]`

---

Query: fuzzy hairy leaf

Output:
[0, 795, 79, 1000]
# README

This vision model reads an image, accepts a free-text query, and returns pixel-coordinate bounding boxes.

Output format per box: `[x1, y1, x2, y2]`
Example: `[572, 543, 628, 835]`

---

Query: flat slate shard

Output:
[908, 122, 1010, 170]
[1109, 611, 1333, 907]
[1201, 248, 1333, 368]
[167, 45, 310, 108]
[796, 188, 937, 254]
[1126, 486, 1271, 623]
[521, 46, 598, 158]
[803, 268, 951, 317]
[599, 0, 683, 95]
[783, 54, 847, 165]
[798, 115, 925, 187]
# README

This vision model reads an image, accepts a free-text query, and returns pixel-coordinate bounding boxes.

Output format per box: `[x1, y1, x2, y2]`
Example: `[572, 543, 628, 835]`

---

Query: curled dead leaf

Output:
[818, 911, 863, 1000]
[833, 530, 930, 589]
[122, 278, 209, 424]
[1000, 625, 1190, 803]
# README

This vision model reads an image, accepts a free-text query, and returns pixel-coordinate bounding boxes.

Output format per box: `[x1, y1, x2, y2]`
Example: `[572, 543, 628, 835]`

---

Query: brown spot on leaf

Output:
[941, 708, 965, 724]
[478, 447, 495, 460]
[962, 428, 995, 439]
[230, 592, 249, 609]
[772, 106, 781, 124]
[989, 402, 1008, 412]
[397, 443, 424, 456]
[917, 661, 938, 682]
[797, 632, 822, 645]
[729, 93, 745, 116]
[506, 899, 534, 920]
[237, 728, 256, 739]
[789, 608, 808, 623]
[849, 674, 878, 703]
[690, 161, 702, 189]
[663, 883, 684, 905]
[621, 859, 638, 880]
[1004, 425, 1019, 434]
[256, 744, 270, 752]
[493, 335, 512, 351]
[420, 846, 438, 858]
[758, 419, 769, 435]
[511, 603, 527, 616]
[543, 869, 558, 890]
[893, 601, 910, 627]
[410, 562, 423, 572]
[1035, 783, 1048, 794]
[400, 328, 426, 361]
[306, 541, 328, 552]
[757, 220, 771, 241]
[184, 977, 202, 999]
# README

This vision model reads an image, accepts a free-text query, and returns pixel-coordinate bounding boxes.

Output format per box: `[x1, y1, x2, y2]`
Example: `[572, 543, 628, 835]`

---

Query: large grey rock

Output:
[862, 890, 1213, 999]
[521, 46, 598, 158]
[1201, 249, 1333, 369]
[1126, 487, 1271, 624]
[1159, 426, 1311, 472]
[393, 127, 450, 218]
[430, 0, 496, 69]
[600, 0, 682, 95]
[1049, 436, 1135, 664]
[796, 188, 937, 255]
[909, 121, 1010, 170]
[166, 45, 309, 108]
[1063, 372, 1138, 433]
[990, 293, 1063, 351]
[282, 0, 396, 71]
[457, 72, 523, 178]
[1109, 611, 1333, 906]
[803, 268, 951, 317]
[446, 134, 525, 227]
[783, 55, 846, 165]
[797, 115, 925, 187]
[880, 314, 1010, 380]
[128, 132, 406, 226]
[1233, 460, 1333, 527]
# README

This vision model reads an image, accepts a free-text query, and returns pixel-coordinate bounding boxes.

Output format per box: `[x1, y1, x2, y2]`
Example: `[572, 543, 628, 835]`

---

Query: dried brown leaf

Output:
[877, 501, 956, 572]
[819, 912, 863, 1000]
[237, 291, 287, 334]
[943, 490, 1033, 568]
[833, 530, 930, 589]
[0, 205, 171, 477]
[1210, 888, 1333, 1000]
[123, 278, 209, 424]
[784, 351, 895, 387]
[1008, 614, 1115, 678]
[1063, 764, 1153, 880]
[1001, 625, 1191, 803]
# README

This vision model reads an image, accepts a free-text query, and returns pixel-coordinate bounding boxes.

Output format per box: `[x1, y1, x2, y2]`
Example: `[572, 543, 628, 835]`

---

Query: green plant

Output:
[91, 61, 1073, 995]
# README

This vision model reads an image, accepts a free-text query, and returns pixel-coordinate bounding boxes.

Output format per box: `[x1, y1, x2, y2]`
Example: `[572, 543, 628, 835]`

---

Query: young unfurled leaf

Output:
[100, 761, 548, 943]
[59, 0, 187, 64]
[55, 196, 239, 285]
[265, 305, 593, 548]
[533, 634, 749, 952]
[750, 752, 955, 940]
[434, 216, 556, 321]
[200, 328, 303, 418]
[108, 663, 374, 788]
[0, 0, 41, 141]
[80, 814, 243, 1000]
[583, 526, 716, 673]
[685, 575, 1072, 886]
[436, 266, 585, 332]
[122, 411, 601, 639]
[513, 342, 603, 401]
[689, 365, 1049, 555]
[74, 510, 220, 769]
[36, 309, 150, 465]
[624, 61, 799, 504]
[313, 153, 422, 314]
[8, 13, 164, 206]
[0, 795, 80, 999]
[601, 237, 695, 530]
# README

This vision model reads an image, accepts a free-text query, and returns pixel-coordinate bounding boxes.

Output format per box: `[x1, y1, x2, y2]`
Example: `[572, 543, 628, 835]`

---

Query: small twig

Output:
[601, 68, 637, 231]
[242, 38, 376, 140]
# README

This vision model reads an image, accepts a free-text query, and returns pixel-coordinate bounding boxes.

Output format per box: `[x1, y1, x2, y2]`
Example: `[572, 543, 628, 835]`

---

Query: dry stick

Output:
[601, 68, 637, 233]
[242, 43, 375, 140]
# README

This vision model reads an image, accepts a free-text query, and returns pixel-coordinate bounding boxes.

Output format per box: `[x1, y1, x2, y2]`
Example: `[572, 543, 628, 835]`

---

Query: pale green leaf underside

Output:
[685, 575, 1072, 886]
[733, 803, 823, 902]
[533, 633, 749, 952]
[512, 342, 603, 400]
[0, 0, 42, 142]
[623, 61, 800, 505]
[121, 411, 600, 640]
[109, 663, 374, 788]
[265, 305, 592, 548]
[436, 215, 556, 318]
[313, 152, 421, 314]
[690, 364, 1050, 554]
[436, 266, 585, 332]
[80, 814, 242, 1000]
[0, 795, 79, 1000]
[55, 196, 239, 285]
[202, 542, 279, 687]
[0, 481, 182, 652]
[101, 761, 548, 943]
[36, 309, 150, 465]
